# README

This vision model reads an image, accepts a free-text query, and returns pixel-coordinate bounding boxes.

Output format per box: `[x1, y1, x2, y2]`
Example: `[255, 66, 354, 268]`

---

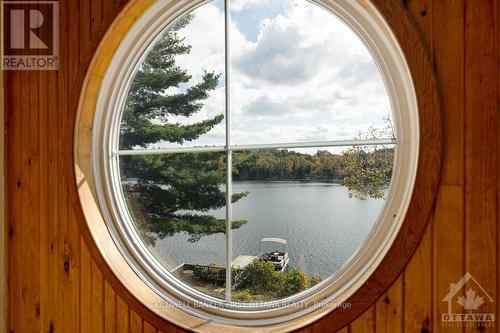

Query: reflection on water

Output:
[151, 181, 383, 278]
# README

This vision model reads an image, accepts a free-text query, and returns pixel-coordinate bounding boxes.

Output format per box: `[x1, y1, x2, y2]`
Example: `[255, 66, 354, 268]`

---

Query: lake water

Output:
[149, 181, 385, 278]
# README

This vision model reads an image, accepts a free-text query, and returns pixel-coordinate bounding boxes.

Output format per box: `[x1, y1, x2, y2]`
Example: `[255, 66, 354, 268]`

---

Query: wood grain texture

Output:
[401, 2, 433, 332]
[348, 0, 498, 332]
[432, 185, 464, 333]
[104, 280, 117, 333]
[375, 275, 403, 333]
[350, 307, 375, 333]
[464, 1, 498, 333]
[304, 0, 442, 330]
[403, 225, 432, 333]
[116, 295, 130, 333]
[4, 0, 498, 332]
[433, 0, 464, 185]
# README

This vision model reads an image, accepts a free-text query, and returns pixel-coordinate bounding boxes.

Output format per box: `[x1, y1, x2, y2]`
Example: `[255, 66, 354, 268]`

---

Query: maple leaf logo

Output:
[457, 288, 485, 312]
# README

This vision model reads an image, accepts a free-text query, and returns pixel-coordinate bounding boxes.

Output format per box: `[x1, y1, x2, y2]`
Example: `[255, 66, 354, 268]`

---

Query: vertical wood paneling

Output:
[432, 186, 464, 333]
[80, 0, 91, 65]
[91, 260, 104, 333]
[375, 276, 403, 333]
[464, 1, 498, 333]
[46, 64, 60, 333]
[39, 68, 50, 333]
[144, 321, 158, 333]
[91, 0, 103, 41]
[403, 1, 433, 332]
[130, 309, 144, 333]
[350, 307, 375, 333]
[350, 0, 498, 331]
[5, 0, 499, 332]
[431, 1, 465, 331]
[498, 0, 500, 329]
[433, 0, 465, 185]
[22, 61, 41, 333]
[403, 226, 432, 333]
[105, 280, 117, 333]
[117, 296, 130, 333]
[7, 72, 20, 332]
[80, 241, 92, 333]
[69, 0, 81, 84]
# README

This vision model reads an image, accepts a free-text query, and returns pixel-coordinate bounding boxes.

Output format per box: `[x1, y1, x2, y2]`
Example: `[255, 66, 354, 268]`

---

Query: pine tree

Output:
[120, 14, 246, 244]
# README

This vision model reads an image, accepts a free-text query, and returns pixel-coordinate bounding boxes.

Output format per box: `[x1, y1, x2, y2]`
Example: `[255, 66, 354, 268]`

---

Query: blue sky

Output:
[145, 0, 392, 150]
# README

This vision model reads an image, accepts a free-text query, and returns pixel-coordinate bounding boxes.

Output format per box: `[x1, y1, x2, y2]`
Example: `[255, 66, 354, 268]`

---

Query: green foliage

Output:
[120, 15, 223, 149]
[233, 149, 343, 180]
[341, 147, 394, 199]
[231, 147, 394, 200]
[235, 260, 321, 300]
[120, 14, 246, 243]
[192, 264, 225, 284]
[340, 120, 395, 199]
[238, 260, 279, 295]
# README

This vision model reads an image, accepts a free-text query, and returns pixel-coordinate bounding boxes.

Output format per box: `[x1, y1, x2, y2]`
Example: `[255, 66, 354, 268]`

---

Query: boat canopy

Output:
[260, 237, 287, 245]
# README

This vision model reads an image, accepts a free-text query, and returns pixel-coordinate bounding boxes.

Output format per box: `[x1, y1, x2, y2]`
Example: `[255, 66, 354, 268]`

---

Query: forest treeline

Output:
[232, 147, 394, 184]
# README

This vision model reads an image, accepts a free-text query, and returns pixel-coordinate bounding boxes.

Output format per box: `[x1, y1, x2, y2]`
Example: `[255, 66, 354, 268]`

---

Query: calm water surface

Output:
[149, 181, 385, 278]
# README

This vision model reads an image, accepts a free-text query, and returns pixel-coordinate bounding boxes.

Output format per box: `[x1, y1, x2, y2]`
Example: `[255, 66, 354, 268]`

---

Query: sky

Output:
[137, 0, 393, 150]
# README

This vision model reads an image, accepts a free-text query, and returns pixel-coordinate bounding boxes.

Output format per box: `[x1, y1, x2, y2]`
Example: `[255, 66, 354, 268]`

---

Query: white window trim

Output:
[91, 0, 419, 327]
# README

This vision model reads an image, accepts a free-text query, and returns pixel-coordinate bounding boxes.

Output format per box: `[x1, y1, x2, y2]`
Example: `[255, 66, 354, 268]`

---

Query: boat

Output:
[258, 238, 290, 272]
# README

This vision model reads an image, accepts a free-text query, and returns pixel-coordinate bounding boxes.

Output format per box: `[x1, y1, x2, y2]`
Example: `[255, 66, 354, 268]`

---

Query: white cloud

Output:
[153, 0, 392, 148]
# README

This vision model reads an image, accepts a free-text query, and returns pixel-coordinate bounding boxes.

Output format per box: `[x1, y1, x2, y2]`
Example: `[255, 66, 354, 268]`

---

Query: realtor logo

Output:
[1, 1, 59, 70]
[442, 272, 495, 328]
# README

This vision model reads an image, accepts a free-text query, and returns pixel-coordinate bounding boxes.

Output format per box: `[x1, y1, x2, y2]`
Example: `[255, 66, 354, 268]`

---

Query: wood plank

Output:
[431, 1, 465, 332]
[143, 321, 158, 333]
[432, 185, 464, 333]
[58, 0, 81, 330]
[130, 309, 143, 333]
[39, 64, 50, 333]
[45, 56, 60, 333]
[375, 275, 403, 333]
[433, 0, 465, 185]
[91, 259, 104, 333]
[464, 0, 498, 333]
[403, 224, 432, 333]
[116, 296, 129, 333]
[349, 307, 375, 333]
[8, 64, 23, 333]
[80, 0, 91, 66]
[20, 65, 41, 333]
[104, 280, 117, 333]
[403, 1, 434, 332]
[0, 71, 7, 333]
[68, 0, 81, 84]
[91, 0, 103, 40]
[36, 6, 50, 331]
[498, 0, 500, 328]
[406, 0, 433, 52]
[62, 181, 81, 332]
[80, 241, 92, 333]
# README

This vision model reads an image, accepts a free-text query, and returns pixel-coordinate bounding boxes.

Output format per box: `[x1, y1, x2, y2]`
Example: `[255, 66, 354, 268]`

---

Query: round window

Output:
[89, 0, 419, 328]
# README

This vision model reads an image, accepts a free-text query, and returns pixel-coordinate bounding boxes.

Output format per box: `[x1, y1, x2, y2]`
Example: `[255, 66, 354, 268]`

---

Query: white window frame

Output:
[92, 0, 419, 326]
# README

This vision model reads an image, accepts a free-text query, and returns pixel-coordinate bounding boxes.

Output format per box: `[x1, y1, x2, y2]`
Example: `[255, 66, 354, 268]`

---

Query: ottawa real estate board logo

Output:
[442, 272, 495, 328]
[1, 1, 59, 70]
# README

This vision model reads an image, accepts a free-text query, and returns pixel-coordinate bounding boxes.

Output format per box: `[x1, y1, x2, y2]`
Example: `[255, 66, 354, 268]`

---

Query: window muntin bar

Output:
[224, 0, 233, 302]
[115, 138, 397, 156]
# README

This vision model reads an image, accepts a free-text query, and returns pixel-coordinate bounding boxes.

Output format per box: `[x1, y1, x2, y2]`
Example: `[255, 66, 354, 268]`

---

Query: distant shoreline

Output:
[233, 179, 342, 184]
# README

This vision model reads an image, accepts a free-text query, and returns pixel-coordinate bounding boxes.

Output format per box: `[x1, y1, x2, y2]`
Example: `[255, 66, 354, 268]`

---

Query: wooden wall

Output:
[4, 0, 499, 332]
